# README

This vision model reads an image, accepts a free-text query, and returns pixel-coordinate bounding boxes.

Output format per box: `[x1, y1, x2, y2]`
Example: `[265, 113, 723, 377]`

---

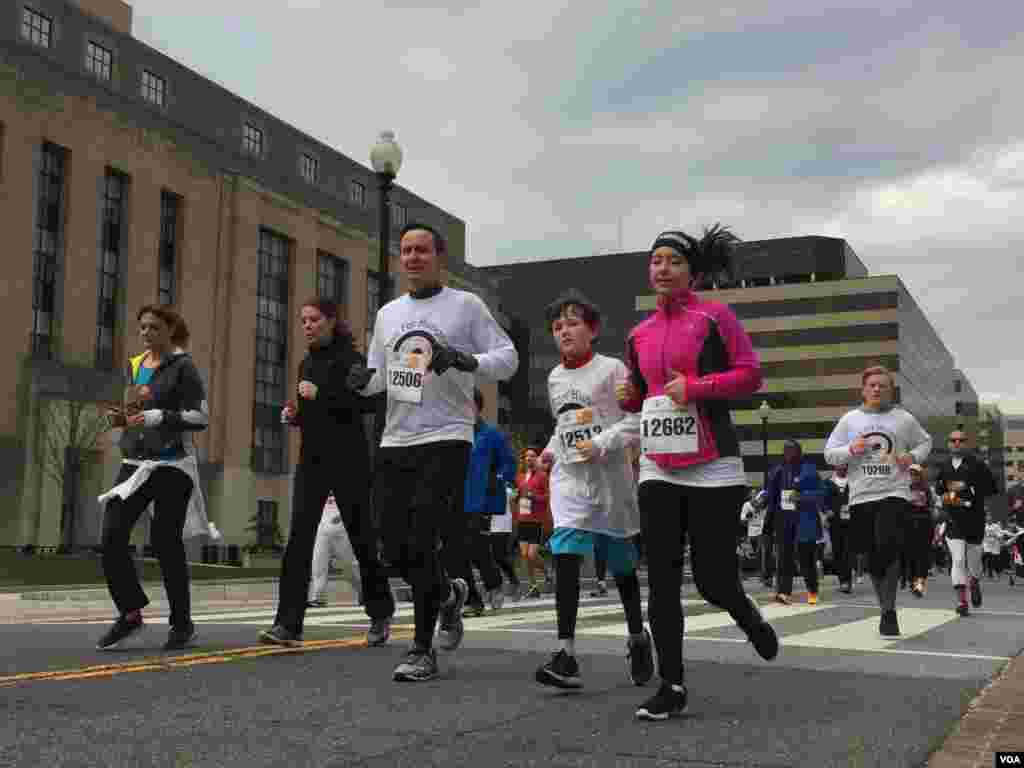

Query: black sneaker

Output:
[163, 623, 197, 652]
[393, 646, 439, 682]
[839, 582, 853, 594]
[636, 682, 688, 721]
[879, 610, 900, 637]
[956, 602, 970, 617]
[589, 581, 608, 598]
[462, 600, 485, 618]
[367, 616, 392, 647]
[437, 578, 468, 651]
[745, 596, 779, 661]
[536, 649, 582, 689]
[258, 624, 302, 647]
[970, 578, 982, 608]
[525, 585, 542, 599]
[307, 599, 328, 608]
[627, 629, 655, 686]
[96, 615, 144, 651]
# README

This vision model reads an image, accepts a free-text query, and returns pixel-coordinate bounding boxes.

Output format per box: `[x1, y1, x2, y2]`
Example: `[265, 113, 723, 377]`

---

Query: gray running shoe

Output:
[437, 578, 468, 651]
[487, 587, 504, 611]
[393, 647, 439, 682]
[96, 615, 144, 651]
[258, 625, 302, 647]
[367, 616, 392, 647]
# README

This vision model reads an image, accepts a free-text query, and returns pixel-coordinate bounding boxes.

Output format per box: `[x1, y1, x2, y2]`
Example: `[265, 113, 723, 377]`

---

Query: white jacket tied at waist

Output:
[97, 455, 212, 540]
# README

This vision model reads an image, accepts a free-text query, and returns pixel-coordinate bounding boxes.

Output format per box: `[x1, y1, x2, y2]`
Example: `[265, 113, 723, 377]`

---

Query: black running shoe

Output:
[163, 623, 197, 652]
[627, 629, 655, 686]
[393, 646, 439, 682]
[745, 595, 779, 661]
[96, 615, 144, 651]
[258, 624, 302, 647]
[956, 602, 970, 617]
[636, 682, 688, 721]
[970, 577, 982, 608]
[367, 616, 392, 647]
[536, 649, 582, 689]
[437, 578, 468, 651]
[462, 600, 485, 618]
[879, 610, 900, 637]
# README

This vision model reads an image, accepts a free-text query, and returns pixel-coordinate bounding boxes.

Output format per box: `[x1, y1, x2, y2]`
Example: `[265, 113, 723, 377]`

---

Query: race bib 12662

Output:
[640, 396, 699, 455]
[387, 363, 424, 404]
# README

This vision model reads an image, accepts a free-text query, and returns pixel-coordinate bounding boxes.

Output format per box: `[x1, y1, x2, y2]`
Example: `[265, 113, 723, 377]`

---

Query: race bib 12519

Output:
[640, 396, 699, 455]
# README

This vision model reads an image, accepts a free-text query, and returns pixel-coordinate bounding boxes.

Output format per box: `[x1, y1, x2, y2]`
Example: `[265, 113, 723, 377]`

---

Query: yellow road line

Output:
[0, 629, 415, 687]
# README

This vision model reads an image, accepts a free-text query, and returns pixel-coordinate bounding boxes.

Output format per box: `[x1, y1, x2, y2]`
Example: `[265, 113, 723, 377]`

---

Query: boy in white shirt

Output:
[535, 290, 654, 690]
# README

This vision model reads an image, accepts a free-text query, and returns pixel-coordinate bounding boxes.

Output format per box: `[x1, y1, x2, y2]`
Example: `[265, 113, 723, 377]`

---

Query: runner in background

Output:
[307, 494, 359, 608]
[905, 464, 935, 597]
[824, 466, 853, 594]
[514, 448, 550, 598]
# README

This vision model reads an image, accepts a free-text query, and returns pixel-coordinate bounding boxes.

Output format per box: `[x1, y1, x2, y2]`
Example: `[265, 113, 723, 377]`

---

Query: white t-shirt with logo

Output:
[823, 406, 932, 506]
[363, 287, 518, 448]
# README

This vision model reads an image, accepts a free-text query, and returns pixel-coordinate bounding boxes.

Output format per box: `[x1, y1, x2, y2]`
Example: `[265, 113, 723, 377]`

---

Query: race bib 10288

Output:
[556, 408, 606, 464]
[640, 396, 699, 455]
[387, 363, 424, 404]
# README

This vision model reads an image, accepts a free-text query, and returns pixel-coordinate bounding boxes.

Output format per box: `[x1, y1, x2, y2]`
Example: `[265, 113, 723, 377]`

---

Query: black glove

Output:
[346, 364, 375, 391]
[429, 345, 478, 375]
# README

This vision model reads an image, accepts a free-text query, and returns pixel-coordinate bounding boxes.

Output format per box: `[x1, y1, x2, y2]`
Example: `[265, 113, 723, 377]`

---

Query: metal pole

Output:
[761, 417, 769, 489]
[372, 172, 394, 452]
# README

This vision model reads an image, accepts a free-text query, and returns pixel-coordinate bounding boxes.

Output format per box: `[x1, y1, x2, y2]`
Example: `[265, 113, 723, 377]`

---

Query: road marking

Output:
[778, 607, 956, 652]
[575, 600, 833, 637]
[0, 630, 415, 688]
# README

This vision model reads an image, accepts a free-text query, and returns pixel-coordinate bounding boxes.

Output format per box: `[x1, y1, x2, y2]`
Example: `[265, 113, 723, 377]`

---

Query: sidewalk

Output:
[927, 654, 1024, 767]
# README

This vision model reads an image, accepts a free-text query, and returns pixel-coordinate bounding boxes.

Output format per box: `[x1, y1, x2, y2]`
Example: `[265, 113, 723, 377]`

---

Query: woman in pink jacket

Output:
[618, 225, 779, 721]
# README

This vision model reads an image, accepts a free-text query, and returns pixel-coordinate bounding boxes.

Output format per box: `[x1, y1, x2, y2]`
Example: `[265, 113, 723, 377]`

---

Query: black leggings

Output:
[640, 482, 760, 685]
[102, 464, 194, 628]
[554, 553, 643, 640]
[488, 533, 519, 586]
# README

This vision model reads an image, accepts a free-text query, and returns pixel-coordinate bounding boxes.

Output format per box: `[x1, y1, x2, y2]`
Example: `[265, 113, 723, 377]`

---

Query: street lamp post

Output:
[369, 130, 403, 451]
[758, 400, 772, 489]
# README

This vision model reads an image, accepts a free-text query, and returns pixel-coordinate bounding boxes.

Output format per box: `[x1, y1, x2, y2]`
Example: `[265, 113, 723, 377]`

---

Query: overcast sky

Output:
[131, 1, 1023, 408]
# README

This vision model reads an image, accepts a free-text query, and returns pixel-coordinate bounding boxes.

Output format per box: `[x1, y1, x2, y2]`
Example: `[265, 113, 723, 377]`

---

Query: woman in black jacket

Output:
[97, 305, 208, 652]
[260, 298, 394, 647]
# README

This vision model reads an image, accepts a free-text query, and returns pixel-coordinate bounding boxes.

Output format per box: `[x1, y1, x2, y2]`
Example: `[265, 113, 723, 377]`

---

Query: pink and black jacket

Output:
[620, 290, 762, 471]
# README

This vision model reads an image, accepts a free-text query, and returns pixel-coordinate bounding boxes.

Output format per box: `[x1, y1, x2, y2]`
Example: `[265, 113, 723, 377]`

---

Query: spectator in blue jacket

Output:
[461, 388, 519, 616]
[767, 439, 825, 605]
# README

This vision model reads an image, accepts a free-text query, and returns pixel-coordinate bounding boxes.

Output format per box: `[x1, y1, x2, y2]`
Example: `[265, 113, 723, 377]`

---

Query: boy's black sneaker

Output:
[96, 614, 144, 651]
[879, 610, 900, 637]
[536, 649, 582, 689]
[636, 682, 688, 721]
[627, 628, 655, 686]
[163, 623, 197, 652]
[745, 595, 779, 661]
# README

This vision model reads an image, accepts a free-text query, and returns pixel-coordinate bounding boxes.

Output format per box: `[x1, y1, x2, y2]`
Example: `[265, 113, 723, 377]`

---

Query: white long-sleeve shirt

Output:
[823, 406, 932, 506]
[363, 287, 518, 447]
[543, 354, 641, 537]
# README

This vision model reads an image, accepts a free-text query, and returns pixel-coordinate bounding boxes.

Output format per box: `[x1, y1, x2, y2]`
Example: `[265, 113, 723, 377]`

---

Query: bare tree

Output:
[37, 398, 109, 552]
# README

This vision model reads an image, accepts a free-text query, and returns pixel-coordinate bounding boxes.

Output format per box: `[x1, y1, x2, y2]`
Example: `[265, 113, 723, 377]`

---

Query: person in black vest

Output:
[824, 465, 853, 594]
[933, 429, 998, 616]
[259, 298, 394, 647]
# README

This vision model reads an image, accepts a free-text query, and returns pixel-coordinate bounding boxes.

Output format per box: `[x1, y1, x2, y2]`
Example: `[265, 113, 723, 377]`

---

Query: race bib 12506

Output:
[387, 363, 424, 404]
[640, 396, 699, 455]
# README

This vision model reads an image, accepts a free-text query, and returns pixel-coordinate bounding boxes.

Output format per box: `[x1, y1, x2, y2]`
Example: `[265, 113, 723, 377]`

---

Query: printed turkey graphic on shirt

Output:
[861, 431, 895, 462]
[391, 330, 438, 370]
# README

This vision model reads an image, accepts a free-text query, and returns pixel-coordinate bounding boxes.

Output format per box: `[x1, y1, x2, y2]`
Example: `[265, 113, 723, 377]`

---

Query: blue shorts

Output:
[547, 528, 637, 576]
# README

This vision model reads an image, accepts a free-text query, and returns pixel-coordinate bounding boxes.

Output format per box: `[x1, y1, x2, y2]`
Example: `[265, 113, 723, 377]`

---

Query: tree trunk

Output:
[61, 446, 81, 553]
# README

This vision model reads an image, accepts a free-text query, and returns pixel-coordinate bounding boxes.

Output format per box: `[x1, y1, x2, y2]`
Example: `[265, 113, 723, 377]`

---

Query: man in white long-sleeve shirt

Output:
[347, 222, 518, 683]
[824, 365, 932, 637]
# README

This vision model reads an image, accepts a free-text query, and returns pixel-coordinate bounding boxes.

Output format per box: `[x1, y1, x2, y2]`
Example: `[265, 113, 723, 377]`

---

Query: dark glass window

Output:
[954, 379, 963, 393]
[256, 500, 278, 549]
[761, 355, 899, 380]
[317, 252, 349, 308]
[749, 323, 899, 349]
[243, 123, 263, 157]
[253, 229, 289, 474]
[391, 202, 407, 229]
[731, 292, 898, 320]
[85, 41, 112, 81]
[141, 70, 166, 107]
[158, 191, 180, 305]
[349, 180, 365, 207]
[96, 170, 127, 370]
[300, 153, 318, 184]
[21, 7, 51, 47]
[32, 142, 65, 359]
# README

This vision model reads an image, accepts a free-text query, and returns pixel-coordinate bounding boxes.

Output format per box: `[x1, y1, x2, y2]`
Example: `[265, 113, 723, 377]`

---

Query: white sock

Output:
[560, 638, 575, 656]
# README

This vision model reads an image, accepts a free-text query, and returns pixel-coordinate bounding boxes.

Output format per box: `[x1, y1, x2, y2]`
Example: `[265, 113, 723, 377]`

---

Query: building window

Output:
[366, 270, 381, 351]
[317, 252, 349, 308]
[253, 229, 289, 474]
[85, 41, 112, 81]
[299, 153, 318, 184]
[96, 170, 127, 370]
[32, 142, 65, 359]
[255, 500, 279, 549]
[391, 202, 407, 229]
[243, 123, 263, 157]
[349, 180, 365, 207]
[158, 191, 180, 305]
[140, 70, 166, 107]
[21, 7, 52, 48]
[954, 380, 963, 393]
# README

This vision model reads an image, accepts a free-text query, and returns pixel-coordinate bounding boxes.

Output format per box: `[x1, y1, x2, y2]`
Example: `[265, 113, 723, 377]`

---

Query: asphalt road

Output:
[2, 576, 1022, 768]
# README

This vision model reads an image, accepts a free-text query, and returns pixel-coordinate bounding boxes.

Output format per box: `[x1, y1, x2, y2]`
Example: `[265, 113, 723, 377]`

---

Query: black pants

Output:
[851, 497, 908, 612]
[796, 542, 819, 594]
[487, 532, 519, 586]
[829, 519, 852, 585]
[905, 516, 933, 581]
[594, 548, 608, 582]
[275, 459, 394, 634]
[463, 514, 503, 606]
[774, 511, 801, 595]
[102, 464, 194, 628]
[760, 531, 775, 583]
[375, 440, 472, 649]
[639, 482, 760, 686]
